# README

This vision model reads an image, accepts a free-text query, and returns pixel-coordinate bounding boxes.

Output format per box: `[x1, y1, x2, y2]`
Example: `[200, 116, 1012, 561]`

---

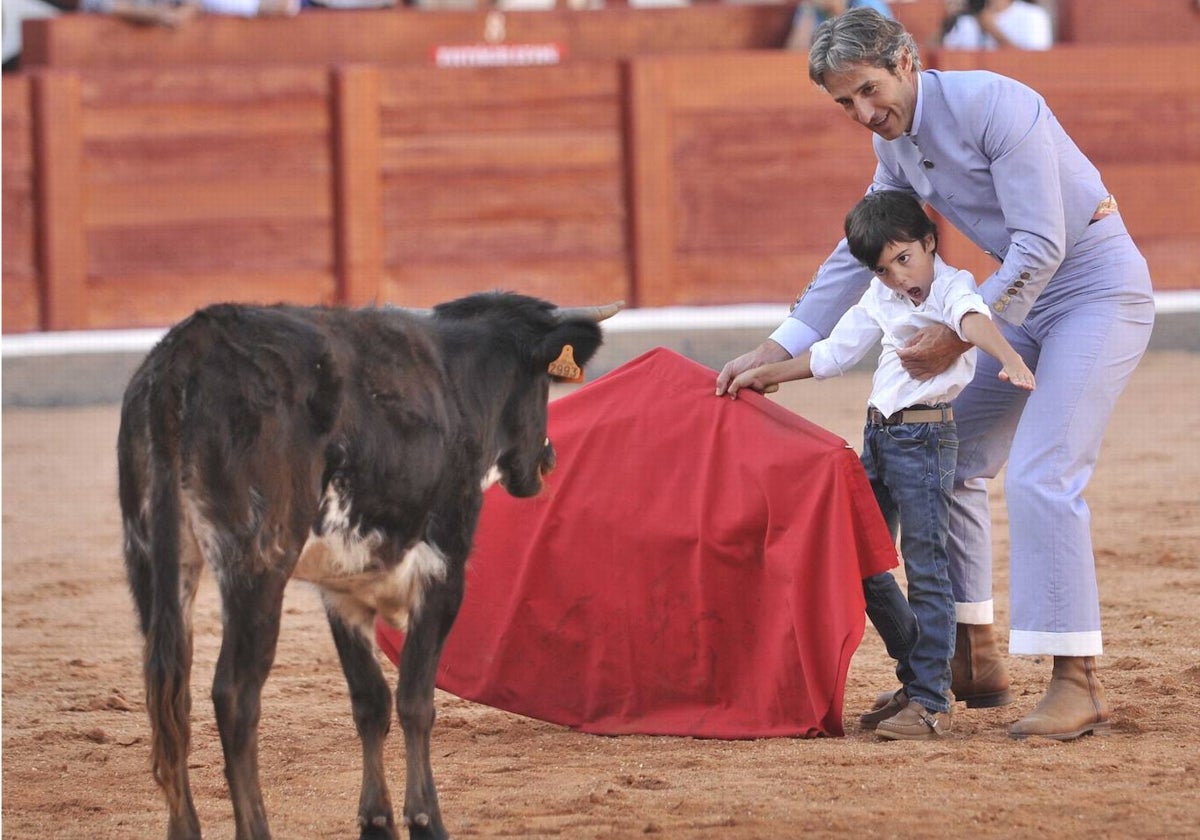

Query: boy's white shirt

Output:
[808, 255, 991, 417]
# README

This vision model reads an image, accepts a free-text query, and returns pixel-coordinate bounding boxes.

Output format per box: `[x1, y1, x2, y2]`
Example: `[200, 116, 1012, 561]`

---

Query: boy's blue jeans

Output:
[859, 414, 958, 715]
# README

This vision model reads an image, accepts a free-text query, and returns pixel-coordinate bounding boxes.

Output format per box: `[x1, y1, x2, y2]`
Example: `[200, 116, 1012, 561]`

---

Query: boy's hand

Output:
[998, 362, 1036, 391]
[726, 369, 776, 400]
[716, 340, 789, 396]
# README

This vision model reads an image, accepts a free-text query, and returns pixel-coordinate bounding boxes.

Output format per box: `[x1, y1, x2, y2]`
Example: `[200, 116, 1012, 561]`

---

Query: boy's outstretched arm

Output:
[726, 354, 815, 399]
[960, 312, 1036, 391]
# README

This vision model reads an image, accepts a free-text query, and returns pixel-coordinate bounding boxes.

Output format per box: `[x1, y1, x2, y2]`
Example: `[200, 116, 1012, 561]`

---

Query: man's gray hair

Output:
[808, 7, 921, 88]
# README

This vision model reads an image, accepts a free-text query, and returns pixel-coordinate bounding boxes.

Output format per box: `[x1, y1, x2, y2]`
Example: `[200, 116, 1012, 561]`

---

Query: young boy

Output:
[727, 190, 1035, 740]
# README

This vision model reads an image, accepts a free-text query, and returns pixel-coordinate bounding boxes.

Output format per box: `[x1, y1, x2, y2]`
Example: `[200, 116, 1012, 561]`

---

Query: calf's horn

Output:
[555, 300, 625, 323]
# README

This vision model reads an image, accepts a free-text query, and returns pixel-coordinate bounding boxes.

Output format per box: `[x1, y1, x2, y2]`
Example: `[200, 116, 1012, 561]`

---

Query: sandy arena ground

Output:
[3, 350, 1198, 839]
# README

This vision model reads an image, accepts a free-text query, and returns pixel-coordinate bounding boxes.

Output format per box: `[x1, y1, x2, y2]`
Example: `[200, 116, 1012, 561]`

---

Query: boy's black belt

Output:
[867, 404, 954, 426]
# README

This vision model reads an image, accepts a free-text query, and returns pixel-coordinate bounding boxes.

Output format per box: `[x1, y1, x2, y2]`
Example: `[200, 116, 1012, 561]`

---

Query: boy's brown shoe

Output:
[876, 703, 951, 740]
[859, 688, 908, 731]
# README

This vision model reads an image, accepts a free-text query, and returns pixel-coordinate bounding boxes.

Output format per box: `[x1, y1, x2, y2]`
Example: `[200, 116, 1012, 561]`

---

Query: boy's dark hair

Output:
[845, 190, 938, 270]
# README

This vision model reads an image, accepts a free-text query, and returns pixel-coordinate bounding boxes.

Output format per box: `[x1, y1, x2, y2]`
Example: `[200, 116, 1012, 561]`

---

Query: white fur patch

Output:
[480, 463, 502, 491]
[298, 483, 385, 577]
[298, 537, 449, 640]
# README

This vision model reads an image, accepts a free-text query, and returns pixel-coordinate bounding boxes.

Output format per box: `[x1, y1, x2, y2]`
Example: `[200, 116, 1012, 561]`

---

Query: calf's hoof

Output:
[359, 812, 398, 840]
[403, 812, 449, 840]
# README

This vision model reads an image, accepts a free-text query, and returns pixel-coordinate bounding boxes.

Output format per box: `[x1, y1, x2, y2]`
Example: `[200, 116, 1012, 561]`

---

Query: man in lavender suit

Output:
[716, 8, 1154, 740]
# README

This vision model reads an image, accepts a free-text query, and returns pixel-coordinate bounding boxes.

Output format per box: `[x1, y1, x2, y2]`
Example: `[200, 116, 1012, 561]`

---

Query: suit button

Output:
[993, 301, 1005, 313]
[1020, 271, 1031, 280]
[1014, 280, 1025, 287]
[1007, 287, 1018, 295]
[1000, 294, 1011, 303]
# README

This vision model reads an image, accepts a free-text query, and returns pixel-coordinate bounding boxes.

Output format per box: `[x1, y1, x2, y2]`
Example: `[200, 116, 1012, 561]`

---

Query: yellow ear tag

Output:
[548, 344, 584, 383]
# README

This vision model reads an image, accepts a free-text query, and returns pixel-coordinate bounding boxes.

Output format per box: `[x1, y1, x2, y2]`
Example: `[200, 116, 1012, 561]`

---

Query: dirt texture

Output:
[3, 351, 1198, 840]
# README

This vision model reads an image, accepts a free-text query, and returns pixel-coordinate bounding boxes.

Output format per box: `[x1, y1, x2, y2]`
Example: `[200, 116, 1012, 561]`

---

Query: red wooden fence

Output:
[4, 5, 1197, 333]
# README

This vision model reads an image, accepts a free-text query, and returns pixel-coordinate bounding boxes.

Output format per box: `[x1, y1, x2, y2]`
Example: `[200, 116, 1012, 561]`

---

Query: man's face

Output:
[821, 52, 918, 141]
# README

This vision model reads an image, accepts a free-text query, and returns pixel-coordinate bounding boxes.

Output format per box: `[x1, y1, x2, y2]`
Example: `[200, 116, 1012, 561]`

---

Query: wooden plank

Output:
[86, 219, 332, 279]
[627, 51, 880, 307]
[78, 65, 330, 106]
[382, 97, 621, 136]
[20, 6, 798, 69]
[384, 170, 625, 225]
[382, 258, 628, 309]
[32, 71, 88, 331]
[81, 133, 331, 184]
[332, 65, 385, 308]
[86, 270, 336, 329]
[66, 64, 339, 324]
[1102, 164, 1200, 241]
[382, 217, 626, 263]
[1058, 0, 1200, 44]
[379, 62, 622, 113]
[672, 253, 825, 306]
[376, 59, 632, 307]
[2, 76, 34, 169]
[625, 57, 676, 308]
[1135, 239, 1200, 292]
[655, 51, 815, 112]
[382, 130, 622, 174]
[81, 100, 329, 141]
[2, 76, 41, 333]
[84, 178, 331, 226]
[671, 108, 875, 254]
[1104, 163, 1200, 293]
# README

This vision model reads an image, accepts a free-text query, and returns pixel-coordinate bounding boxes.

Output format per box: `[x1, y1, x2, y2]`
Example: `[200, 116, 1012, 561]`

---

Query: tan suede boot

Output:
[1009, 656, 1111, 741]
[951, 622, 1015, 708]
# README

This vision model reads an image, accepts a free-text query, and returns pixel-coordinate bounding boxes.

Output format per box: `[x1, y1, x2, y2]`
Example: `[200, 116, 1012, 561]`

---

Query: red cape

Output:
[377, 348, 896, 738]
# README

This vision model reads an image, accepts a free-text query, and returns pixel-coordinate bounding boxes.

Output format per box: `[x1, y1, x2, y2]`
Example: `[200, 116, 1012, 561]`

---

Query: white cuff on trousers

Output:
[1010, 629, 1103, 657]
[954, 600, 994, 624]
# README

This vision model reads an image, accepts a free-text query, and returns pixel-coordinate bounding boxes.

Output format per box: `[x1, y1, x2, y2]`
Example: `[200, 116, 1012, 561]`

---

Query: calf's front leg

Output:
[396, 584, 462, 840]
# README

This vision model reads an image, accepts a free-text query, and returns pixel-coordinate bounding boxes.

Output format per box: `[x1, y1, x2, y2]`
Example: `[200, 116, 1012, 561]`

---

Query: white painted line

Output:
[1153, 290, 1200, 314]
[2, 293, 1195, 359]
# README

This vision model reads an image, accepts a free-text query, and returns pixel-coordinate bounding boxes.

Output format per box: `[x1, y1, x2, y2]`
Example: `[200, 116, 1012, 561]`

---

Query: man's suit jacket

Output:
[790, 69, 1110, 337]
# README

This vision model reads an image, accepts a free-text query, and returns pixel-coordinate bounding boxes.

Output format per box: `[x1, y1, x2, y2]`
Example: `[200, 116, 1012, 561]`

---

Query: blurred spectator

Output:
[941, 0, 1052, 50]
[3, 0, 300, 72]
[786, 1, 892, 52]
[306, 0, 397, 7]
[202, 0, 300, 13]
[74, 0, 202, 25]
[3, 0, 62, 70]
[81, 0, 300, 20]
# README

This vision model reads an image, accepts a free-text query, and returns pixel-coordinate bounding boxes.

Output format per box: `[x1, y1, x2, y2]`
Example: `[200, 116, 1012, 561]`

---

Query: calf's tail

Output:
[120, 357, 195, 815]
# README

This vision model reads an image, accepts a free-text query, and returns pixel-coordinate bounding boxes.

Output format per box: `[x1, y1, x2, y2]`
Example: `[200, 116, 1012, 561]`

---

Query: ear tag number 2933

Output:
[548, 345, 584, 383]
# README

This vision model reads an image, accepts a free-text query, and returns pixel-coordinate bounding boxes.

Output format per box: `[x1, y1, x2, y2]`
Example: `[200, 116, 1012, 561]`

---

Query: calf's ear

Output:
[537, 322, 604, 377]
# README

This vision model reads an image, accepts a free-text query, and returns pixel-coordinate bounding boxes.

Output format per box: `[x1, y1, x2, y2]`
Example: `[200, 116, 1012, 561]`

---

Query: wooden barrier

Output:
[373, 61, 630, 307]
[1058, 0, 1200, 44]
[936, 45, 1200, 296]
[19, 4, 798, 68]
[19, 2, 950, 70]
[626, 50, 875, 306]
[69, 65, 335, 330]
[4, 16, 1198, 333]
[2, 76, 40, 333]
